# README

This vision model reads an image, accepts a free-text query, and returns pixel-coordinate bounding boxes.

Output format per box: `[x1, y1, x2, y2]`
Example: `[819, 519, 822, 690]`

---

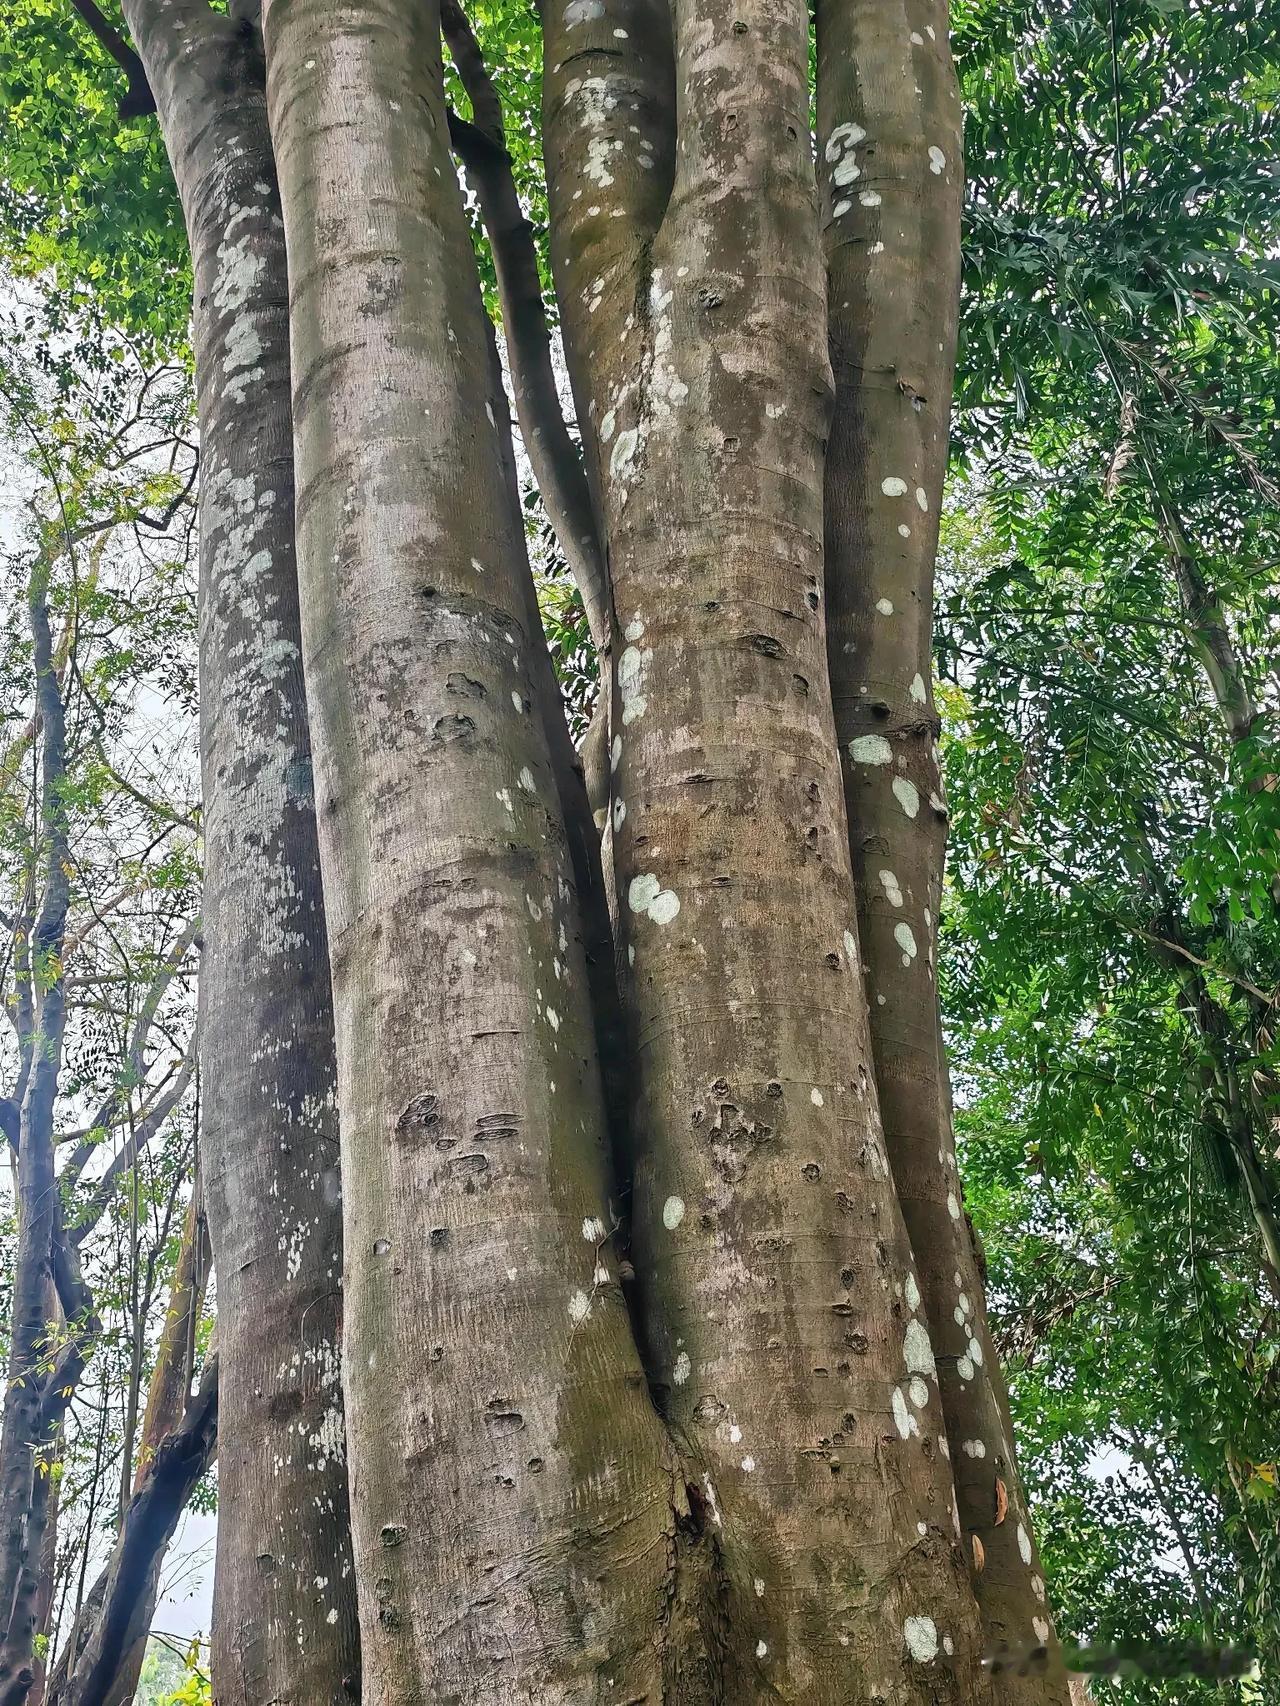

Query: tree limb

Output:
[441, 4, 610, 656]
[65, 0, 156, 119]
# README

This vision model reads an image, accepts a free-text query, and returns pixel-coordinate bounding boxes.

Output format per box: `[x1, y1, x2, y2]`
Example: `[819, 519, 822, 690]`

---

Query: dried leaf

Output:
[994, 1477, 1009, 1526]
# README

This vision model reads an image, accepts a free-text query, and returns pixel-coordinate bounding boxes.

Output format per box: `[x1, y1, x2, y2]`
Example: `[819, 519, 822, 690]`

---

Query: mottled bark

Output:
[117, 4, 360, 1699]
[261, 3, 676, 1699]
[815, 2, 1068, 1693]
[545, 0, 987, 1696]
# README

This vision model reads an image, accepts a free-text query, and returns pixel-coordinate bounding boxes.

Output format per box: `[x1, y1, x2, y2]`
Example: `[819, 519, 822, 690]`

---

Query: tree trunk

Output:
[0, 552, 75, 1706]
[814, 3, 1069, 1693]
[118, 3, 361, 1699]
[541, 2, 988, 1696]
[261, 3, 678, 1698]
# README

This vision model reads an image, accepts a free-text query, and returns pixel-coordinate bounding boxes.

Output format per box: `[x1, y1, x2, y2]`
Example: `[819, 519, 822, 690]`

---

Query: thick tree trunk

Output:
[542, 2, 987, 1696]
[814, 3, 1068, 1693]
[118, 4, 361, 1699]
[261, 4, 677, 1698]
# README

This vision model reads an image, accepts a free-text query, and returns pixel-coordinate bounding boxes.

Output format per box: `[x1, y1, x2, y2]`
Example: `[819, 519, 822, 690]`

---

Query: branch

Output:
[61, 911, 200, 1197]
[67, 1039, 197, 1247]
[66, 0, 157, 119]
[55, 1356, 217, 1706]
[441, 4, 610, 656]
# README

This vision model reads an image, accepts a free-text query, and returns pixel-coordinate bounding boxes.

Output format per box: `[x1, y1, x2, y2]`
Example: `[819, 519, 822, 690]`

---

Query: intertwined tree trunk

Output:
[120, 2, 361, 1699]
[84, 0, 1068, 1699]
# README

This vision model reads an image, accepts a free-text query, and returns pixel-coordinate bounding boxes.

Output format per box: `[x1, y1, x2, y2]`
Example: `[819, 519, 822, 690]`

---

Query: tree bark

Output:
[261, 3, 677, 1698]
[814, 4, 1069, 1694]
[543, 1, 987, 1696]
[117, 3, 361, 1699]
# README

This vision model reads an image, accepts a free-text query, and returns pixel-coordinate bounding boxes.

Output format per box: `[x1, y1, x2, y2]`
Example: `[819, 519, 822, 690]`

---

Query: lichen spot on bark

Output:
[1017, 1523, 1033, 1565]
[876, 598, 895, 615]
[910, 673, 928, 703]
[904, 1271, 921, 1310]
[850, 735, 893, 765]
[892, 777, 921, 817]
[881, 477, 909, 497]
[894, 922, 918, 964]
[673, 1350, 692, 1385]
[903, 1318, 936, 1377]
[628, 872, 680, 924]
[568, 1289, 592, 1323]
[662, 1195, 686, 1229]
[810, 1087, 824, 1106]
[892, 1386, 915, 1439]
[903, 1615, 939, 1663]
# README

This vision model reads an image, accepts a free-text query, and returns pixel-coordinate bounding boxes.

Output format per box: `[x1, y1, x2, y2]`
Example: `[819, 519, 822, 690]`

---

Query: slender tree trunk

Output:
[542, 2, 986, 1695]
[0, 552, 75, 1705]
[118, 3, 360, 1699]
[262, 4, 678, 1697]
[131, 1185, 208, 1497]
[814, 4, 1068, 1692]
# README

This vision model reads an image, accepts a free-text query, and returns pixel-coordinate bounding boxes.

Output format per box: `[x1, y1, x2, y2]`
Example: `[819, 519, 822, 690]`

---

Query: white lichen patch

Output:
[904, 1271, 921, 1310]
[673, 1349, 692, 1384]
[876, 597, 895, 615]
[582, 1216, 606, 1242]
[850, 734, 894, 765]
[843, 928, 857, 963]
[662, 1194, 686, 1230]
[860, 189, 883, 207]
[755, 1639, 768, 1658]
[915, 486, 929, 511]
[947, 1191, 961, 1220]
[1017, 1523, 1033, 1566]
[1033, 1616, 1051, 1644]
[880, 869, 904, 907]
[568, 1289, 592, 1323]
[618, 641, 652, 725]
[962, 1438, 986, 1458]
[892, 777, 921, 818]
[957, 1353, 975, 1381]
[810, 1086, 825, 1106]
[892, 1386, 915, 1439]
[881, 476, 909, 497]
[627, 873, 681, 926]
[910, 672, 928, 703]
[903, 1615, 938, 1663]
[928, 145, 947, 174]
[518, 766, 536, 792]
[894, 921, 918, 963]
[908, 1376, 930, 1409]
[903, 1318, 936, 1377]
